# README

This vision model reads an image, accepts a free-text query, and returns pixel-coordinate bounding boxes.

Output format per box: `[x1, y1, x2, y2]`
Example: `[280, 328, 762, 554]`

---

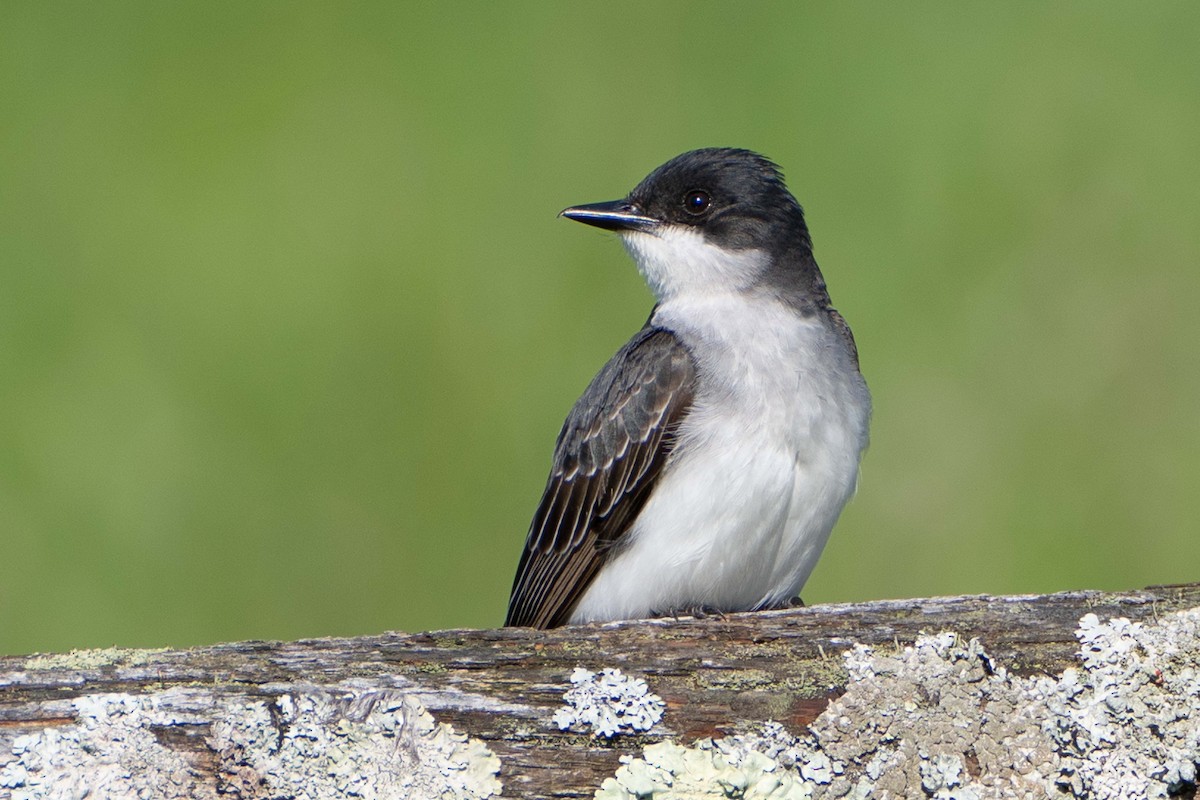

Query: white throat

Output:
[621, 226, 768, 303]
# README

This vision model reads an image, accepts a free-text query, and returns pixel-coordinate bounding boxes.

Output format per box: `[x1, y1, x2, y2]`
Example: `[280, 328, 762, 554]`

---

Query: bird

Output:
[505, 148, 870, 629]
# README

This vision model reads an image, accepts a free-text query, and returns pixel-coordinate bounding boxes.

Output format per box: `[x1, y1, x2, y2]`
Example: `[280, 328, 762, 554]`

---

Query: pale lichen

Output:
[595, 608, 1200, 799]
[0, 690, 217, 800]
[23, 647, 169, 672]
[1030, 610, 1200, 798]
[596, 739, 812, 800]
[554, 666, 666, 738]
[214, 688, 501, 799]
[0, 686, 501, 800]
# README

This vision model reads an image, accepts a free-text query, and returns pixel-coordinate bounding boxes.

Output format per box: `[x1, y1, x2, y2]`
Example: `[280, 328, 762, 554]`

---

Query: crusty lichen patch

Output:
[597, 736, 812, 800]
[23, 646, 169, 671]
[597, 607, 1200, 799]
[0, 690, 218, 799]
[214, 689, 501, 798]
[554, 667, 666, 738]
[0, 686, 501, 799]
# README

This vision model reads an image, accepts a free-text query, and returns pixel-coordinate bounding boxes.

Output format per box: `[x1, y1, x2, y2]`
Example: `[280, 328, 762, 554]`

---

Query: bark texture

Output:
[1, 584, 1197, 798]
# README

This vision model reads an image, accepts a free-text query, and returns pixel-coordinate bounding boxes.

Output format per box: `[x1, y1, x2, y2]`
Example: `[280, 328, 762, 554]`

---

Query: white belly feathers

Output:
[570, 291, 870, 623]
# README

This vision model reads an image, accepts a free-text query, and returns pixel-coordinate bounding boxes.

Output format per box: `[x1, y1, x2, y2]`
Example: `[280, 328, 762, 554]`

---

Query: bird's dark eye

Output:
[683, 190, 711, 215]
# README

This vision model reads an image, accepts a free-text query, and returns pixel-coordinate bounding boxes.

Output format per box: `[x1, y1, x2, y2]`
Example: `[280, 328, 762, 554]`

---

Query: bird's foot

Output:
[757, 596, 805, 611]
[686, 604, 727, 621]
[651, 604, 727, 622]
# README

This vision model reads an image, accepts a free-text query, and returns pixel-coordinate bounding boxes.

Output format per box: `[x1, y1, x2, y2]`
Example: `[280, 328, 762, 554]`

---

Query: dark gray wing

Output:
[505, 326, 697, 629]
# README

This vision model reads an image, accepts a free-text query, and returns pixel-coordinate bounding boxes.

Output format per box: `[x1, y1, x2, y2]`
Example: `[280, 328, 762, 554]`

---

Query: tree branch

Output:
[2, 584, 1197, 798]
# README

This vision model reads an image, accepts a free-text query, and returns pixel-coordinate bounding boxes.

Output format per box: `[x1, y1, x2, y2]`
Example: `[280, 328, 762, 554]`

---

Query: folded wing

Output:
[505, 326, 697, 628]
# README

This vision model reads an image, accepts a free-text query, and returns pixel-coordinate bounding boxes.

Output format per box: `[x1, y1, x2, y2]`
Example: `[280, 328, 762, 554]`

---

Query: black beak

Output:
[560, 200, 659, 232]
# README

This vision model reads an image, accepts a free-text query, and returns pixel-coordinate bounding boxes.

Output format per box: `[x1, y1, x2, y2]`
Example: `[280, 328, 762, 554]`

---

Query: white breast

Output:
[570, 287, 871, 624]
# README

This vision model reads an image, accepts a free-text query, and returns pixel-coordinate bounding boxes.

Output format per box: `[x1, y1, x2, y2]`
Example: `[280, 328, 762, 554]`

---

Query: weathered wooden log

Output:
[1, 584, 1198, 799]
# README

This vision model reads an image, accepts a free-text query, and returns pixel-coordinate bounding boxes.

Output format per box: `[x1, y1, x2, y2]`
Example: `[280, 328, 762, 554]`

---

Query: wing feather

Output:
[505, 325, 696, 628]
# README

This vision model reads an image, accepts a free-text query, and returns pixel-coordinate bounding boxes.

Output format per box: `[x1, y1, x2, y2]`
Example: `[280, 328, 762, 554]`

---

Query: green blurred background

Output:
[2, 4, 1197, 656]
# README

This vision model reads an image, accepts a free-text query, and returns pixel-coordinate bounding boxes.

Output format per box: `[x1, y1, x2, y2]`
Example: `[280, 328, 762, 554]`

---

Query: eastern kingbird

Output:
[505, 148, 870, 629]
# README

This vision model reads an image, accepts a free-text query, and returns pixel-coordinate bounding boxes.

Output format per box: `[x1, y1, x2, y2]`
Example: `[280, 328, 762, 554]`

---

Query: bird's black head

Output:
[562, 148, 813, 257]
